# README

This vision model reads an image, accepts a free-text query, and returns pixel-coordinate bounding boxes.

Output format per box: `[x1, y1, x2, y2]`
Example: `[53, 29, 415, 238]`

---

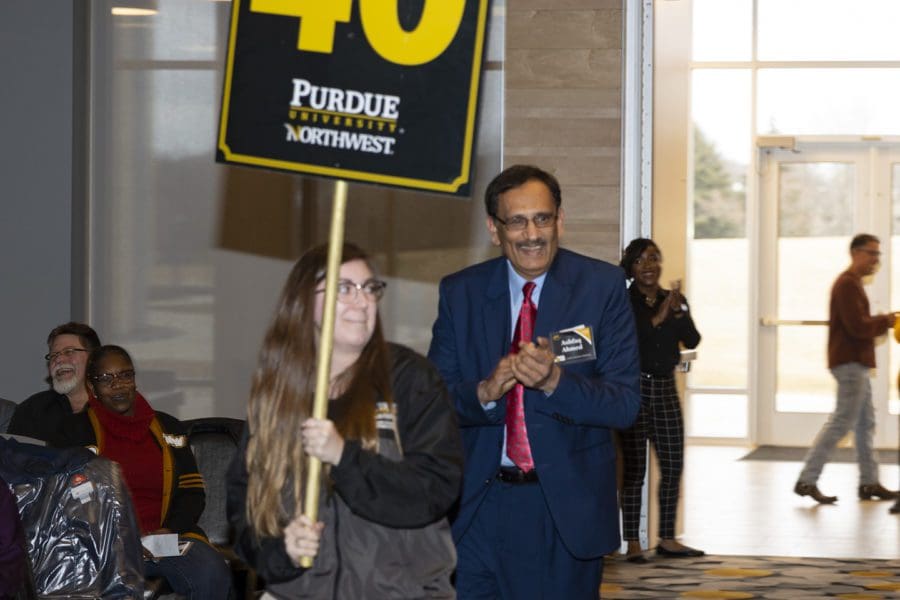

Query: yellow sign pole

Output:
[300, 179, 348, 568]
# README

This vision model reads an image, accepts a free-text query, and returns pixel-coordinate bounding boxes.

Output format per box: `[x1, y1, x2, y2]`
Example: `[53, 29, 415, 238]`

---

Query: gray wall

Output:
[0, 1, 78, 401]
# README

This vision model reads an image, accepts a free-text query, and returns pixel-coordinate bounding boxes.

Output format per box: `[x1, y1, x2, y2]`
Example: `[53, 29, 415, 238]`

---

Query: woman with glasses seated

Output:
[227, 242, 463, 599]
[61, 344, 231, 599]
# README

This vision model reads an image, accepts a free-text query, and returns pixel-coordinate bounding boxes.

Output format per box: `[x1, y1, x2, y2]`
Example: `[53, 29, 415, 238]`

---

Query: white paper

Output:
[141, 533, 180, 557]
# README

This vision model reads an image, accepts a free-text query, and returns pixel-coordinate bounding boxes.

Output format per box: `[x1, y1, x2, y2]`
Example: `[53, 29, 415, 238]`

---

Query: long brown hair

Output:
[245, 243, 392, 536]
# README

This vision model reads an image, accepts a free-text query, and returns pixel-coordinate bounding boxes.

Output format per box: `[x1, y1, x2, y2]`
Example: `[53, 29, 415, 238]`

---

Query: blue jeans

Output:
[798, 362, 879, 485]
[144, 537, 232, 600]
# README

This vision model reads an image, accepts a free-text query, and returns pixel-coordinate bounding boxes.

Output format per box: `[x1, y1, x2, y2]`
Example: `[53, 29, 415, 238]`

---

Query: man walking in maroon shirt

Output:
[795, 233, 900, 504]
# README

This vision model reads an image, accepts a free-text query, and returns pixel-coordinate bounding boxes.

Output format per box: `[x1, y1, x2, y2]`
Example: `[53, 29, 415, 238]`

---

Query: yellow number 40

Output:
[250, 0, 466, 66]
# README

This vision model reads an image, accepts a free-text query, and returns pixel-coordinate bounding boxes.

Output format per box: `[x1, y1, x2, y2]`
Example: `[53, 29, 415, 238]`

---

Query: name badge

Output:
[164, 434, 188, 448]
[550, 324, 596, 364]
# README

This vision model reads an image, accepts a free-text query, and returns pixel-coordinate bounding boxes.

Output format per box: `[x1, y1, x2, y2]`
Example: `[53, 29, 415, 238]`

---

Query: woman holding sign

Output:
[619, 238, 703, 563]
[227, 243, 461, 599]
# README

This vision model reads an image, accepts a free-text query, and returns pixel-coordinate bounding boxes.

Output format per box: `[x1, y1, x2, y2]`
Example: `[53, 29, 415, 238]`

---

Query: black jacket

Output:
[8, 390, 76, 446]
[628, 285, 701, 376]
[227, 343, 463, 598]
[57, 408, 208, 540]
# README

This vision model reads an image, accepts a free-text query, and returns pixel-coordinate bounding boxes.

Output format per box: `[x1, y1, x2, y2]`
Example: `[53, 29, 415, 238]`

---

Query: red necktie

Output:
[506, 281, 536, 472]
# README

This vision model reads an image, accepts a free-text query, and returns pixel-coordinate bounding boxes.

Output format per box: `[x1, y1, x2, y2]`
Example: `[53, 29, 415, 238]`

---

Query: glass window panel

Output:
[91, 0, 506, 420]
[91, 68, 220, 418]
[688, 70, 750, 391]
[777, 163, 854, 239]
[692, 0, 751, 61]
[485, 2, 505, 62]
[775, 326, 835, 413]
[687, 239, 749, 389]
[758, 69, 900, 135]
[758, 0, 900, 61]
[692, 69, 751, 239]
[151, 70, 218, 158]
[687, 393, 748, 437]
[109, 0, 220, 62]
[894, 162, 900, 236]
[777, 237, 849, 322]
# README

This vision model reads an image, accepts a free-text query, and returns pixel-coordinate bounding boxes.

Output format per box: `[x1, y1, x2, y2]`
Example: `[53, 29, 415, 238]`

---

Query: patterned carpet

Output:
[601, 554, 900, 599]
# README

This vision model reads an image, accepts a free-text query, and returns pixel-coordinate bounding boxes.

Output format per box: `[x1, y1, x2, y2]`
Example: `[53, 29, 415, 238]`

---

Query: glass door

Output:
[757, 140, 899, 448]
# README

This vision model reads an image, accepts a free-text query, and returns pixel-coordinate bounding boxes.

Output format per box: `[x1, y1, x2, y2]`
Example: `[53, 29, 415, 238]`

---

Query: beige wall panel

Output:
[512, 0, 622, 9]
[507, 88, 620, 119]
[653, 1, 690, 281]
[565, 185, 620, 221]
[506, 117, 620, 148]
[505, 0, 624, 258]
[507, 10, 621, 50]
[506, 49, 622, 89]
[566, 223, 622, 262]
[504, 154, 619, 186]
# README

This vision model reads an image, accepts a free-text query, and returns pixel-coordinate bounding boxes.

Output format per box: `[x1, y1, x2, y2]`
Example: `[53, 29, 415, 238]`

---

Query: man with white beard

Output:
[8, 322, 101, 445]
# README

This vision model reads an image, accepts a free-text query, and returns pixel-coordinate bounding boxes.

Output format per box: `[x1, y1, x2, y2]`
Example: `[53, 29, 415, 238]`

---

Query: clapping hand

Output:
[477, 355, 517, 405]
[512, 337, 560, 394]
[653, 280, 686, 326]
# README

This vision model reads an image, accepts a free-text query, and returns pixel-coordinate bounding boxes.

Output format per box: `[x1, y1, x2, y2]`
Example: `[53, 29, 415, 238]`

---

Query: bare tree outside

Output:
[693, 125, 746, 239]
[778, 163, 853, 237]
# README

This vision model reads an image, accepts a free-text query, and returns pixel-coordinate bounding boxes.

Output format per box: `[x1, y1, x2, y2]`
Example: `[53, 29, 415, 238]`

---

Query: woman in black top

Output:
[619, 238, 703, 562]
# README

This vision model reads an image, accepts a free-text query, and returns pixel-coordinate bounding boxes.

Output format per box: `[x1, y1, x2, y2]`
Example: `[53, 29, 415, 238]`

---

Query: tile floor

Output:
[677, 445, 900, 560]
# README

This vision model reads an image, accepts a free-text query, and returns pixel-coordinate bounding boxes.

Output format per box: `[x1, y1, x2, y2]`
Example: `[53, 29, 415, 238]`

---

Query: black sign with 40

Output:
[217, 0, 491, 196]
[251, 0, 465, 66]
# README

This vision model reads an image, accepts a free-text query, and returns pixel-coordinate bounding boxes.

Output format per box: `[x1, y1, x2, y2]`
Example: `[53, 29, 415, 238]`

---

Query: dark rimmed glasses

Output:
[316, 279, 387, 304]
[90, 370, 136, 386]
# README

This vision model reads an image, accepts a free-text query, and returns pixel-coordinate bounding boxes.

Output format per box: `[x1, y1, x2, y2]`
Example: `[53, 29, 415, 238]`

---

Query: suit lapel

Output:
[482, 258, 511, 364]
[534, 250, 572, 338]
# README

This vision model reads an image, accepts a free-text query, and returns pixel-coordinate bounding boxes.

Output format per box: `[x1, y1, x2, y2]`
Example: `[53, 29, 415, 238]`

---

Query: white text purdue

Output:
[290, 78, 400, 120]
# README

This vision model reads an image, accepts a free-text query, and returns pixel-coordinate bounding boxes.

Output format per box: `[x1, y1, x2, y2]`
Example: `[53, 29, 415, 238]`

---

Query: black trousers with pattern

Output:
[620, 373, 684, 541]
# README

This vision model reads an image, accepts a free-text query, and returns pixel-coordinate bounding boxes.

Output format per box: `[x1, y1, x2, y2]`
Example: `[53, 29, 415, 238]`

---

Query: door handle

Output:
[759, 317, 828, 326]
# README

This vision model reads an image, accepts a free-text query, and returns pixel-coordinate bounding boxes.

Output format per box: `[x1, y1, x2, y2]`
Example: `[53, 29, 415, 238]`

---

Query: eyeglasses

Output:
[316, 279, 387, 303]
[492, 212, 557, 232]
[45, 347, 87, 362]
[90, 370, 135, 386]
[858, 248, 881, 257]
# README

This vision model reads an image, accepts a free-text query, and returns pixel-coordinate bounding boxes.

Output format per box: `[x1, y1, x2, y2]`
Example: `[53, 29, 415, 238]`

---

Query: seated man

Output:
[8, 322, 101, 446]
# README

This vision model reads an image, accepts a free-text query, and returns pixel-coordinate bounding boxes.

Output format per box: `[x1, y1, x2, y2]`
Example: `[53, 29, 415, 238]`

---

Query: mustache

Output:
[52, 365, 75, 378]
[515, 238, 547, 250]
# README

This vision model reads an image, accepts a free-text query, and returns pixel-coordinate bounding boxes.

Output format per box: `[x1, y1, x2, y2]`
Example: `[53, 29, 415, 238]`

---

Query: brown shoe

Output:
[858, 483, 900, 500]
[794, 481, 837, 504]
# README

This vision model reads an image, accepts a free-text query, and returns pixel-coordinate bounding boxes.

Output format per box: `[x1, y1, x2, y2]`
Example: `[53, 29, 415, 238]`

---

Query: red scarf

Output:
[89, 393, 163, 533]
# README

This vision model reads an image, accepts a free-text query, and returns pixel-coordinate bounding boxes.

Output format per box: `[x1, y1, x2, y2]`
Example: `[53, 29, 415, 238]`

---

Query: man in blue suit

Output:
[428, 165, 641, 599]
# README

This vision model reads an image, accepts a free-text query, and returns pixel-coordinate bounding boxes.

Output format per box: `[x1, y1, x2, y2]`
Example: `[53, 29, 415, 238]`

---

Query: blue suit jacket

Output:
[428, 248, 640, 558]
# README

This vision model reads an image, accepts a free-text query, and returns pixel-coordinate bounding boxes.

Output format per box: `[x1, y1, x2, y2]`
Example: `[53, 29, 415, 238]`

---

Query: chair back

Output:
[184, 417, 245, 546]
[0, 398, 16, 434]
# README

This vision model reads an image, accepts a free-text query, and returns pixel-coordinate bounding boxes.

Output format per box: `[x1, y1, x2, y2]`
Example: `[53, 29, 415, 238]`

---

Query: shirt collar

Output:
[506, 261, 547, 307]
